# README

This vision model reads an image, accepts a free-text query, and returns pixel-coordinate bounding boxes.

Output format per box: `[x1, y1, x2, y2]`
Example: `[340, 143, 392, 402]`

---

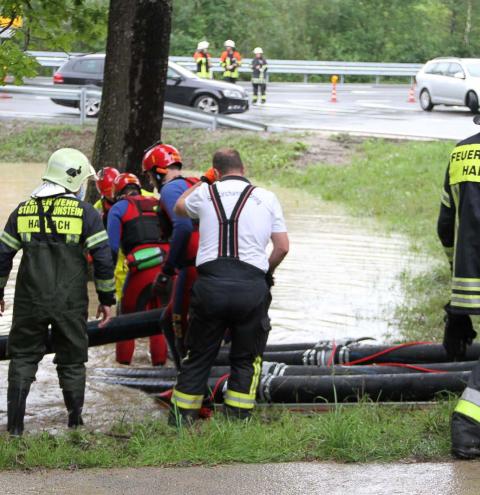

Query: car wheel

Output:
[467, 91, 479, 114]
[194, 95, 219, 114]
[85, 98, 101, 118]
[419, 89, 434, 111]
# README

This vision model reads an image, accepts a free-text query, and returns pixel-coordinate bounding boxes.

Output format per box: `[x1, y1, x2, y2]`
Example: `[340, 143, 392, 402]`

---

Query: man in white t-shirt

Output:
[169, 148, 289, 424]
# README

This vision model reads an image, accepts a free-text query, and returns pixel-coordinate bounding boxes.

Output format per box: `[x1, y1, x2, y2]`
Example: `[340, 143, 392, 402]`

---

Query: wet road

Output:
[0, 461, 479, 495]
[0, 82, 478, 140]
[0, 164, 425, 431]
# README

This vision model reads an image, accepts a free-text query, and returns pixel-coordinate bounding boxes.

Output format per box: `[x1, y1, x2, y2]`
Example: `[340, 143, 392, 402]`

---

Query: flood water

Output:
[0, 163, 426, 432]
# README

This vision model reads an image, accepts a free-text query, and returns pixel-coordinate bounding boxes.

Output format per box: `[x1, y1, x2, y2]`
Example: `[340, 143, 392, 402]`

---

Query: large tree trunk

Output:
[92, 0, 172, 182]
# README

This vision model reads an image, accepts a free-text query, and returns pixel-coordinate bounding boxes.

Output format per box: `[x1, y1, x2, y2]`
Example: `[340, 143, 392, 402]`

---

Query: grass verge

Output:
[0, 400, 454, 469]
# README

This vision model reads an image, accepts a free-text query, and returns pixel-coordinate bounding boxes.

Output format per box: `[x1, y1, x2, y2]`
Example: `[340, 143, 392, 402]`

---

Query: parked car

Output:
[51, 54, 249, 117]
[416, 57, 480, 113]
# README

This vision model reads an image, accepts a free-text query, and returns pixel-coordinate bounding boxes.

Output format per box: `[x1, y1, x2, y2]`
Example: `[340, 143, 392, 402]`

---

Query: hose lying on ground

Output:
[0, 308, 165, 360]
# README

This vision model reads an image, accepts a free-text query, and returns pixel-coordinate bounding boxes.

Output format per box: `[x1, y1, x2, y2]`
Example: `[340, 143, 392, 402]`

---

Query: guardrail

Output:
[0, 84, 267, 131]
[27, 51, 422, 83]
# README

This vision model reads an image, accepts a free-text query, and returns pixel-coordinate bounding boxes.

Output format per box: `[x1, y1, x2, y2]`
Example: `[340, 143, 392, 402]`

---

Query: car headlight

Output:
[222, 89, 244, 98]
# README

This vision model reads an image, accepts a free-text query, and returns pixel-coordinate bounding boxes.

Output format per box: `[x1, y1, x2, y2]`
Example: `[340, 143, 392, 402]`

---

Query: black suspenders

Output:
[209, 183, 256, 258]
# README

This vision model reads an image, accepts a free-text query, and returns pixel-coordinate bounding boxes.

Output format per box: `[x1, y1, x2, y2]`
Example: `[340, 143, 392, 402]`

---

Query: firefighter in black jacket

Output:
[0, 148, 115, 435]
[251, 47, 268, 104]
[437, 121, 480, 458]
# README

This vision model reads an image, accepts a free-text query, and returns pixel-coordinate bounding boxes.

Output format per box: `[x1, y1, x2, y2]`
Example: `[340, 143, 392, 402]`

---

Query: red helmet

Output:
[96, 167, 120, 200]
[113, 173, 141, 197]
[142, 143, 182, 174]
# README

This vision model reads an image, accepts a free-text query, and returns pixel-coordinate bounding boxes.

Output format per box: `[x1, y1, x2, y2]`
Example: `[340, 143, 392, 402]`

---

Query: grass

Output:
[0, 400, 455, 469]
[0, 122, 462, 467]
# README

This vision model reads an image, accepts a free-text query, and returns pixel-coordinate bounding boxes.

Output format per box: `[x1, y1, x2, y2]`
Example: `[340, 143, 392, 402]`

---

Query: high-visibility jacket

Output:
[438, 132, 480, 314]
[220, 50, 242, 79]
[193, 51, 212, 78]
[251, 57, 268, 84]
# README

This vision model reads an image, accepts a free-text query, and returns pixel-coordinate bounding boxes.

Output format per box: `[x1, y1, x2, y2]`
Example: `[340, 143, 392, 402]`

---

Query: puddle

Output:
[0, 164, 427, 431]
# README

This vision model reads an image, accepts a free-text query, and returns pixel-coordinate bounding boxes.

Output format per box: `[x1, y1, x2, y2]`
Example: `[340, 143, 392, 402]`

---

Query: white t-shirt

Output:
[185, 178, 287, 272]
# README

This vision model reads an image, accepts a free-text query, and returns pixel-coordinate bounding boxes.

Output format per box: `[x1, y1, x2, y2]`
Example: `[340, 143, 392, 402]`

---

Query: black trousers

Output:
[172, 259, 270, 413]
[252, 83, 266, 100]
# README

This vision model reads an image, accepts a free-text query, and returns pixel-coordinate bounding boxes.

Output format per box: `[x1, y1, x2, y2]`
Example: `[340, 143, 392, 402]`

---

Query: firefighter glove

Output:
[443, 304, 477, 361]
[201, 167, 218, 185]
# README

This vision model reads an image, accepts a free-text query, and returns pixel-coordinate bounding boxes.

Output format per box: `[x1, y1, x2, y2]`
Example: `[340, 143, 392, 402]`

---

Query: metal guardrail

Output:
[0, 84, 267, 131]
[27, 51, 422, 82]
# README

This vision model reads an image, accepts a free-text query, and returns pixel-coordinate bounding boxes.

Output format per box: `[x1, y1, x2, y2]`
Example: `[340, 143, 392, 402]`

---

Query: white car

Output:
[416, 57, 480, 113]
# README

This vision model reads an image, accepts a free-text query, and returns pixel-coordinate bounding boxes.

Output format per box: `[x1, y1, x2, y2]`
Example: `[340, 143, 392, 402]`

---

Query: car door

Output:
[165, 67, 193, 105]
[429, 61, 451, 103]
[442, 62, 467, 104]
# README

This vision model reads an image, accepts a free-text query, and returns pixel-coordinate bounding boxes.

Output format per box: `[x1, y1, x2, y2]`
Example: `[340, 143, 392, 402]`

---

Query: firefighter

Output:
[0, 149, 115, 435]
[142, 143, 210, 368]
[220, 40, 242, 84]
[251, 47, 268, 104]
[170, 148, 289, 425]
[107, 173, 169, 366]
[94, 167, 120, 224]
[194, 41, 212, 79]
[437, 119, 480, 458]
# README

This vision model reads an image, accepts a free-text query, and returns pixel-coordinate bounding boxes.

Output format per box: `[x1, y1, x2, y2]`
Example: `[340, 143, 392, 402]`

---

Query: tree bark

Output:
[92, 0, 172, 183]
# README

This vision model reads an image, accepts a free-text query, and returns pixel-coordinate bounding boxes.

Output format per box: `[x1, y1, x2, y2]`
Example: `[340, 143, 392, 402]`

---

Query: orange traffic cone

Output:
[407, 84, 416, 103]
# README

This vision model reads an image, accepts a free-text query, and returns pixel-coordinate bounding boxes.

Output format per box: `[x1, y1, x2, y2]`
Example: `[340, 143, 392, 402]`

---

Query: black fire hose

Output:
[0, 308, 165, 360]
[100, 370, 470, 403]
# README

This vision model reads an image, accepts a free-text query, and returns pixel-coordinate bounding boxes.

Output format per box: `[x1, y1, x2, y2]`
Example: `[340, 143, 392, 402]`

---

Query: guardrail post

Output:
[375, 76, 380, 85]
[211, 116, 217, 131]
[340, 75, 345, 84]
[79, 88, 87, 125]
[303, 74, 308, 84]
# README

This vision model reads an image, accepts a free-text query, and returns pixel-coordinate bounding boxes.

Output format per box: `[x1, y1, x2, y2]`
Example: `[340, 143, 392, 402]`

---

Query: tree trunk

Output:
[91, 0, 172, 184]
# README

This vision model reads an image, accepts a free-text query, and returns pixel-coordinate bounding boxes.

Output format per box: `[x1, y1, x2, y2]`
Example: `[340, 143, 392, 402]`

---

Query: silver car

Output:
[416, 57, 480, 113]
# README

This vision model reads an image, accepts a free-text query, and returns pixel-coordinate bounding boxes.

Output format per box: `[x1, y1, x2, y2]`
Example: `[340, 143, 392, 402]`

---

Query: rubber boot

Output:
[63, 390, 84, 428]
[7, 384, 30, 436]
[451, 412, 480, 459]
[168, 405, 199, 428]
[223, 404, 252, 421]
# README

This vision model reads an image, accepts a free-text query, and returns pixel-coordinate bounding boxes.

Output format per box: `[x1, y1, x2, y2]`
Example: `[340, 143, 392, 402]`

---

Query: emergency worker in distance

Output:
[107, 173, 169, 366]
[251, 47, 268, 104]
[0, 149, 115, 435]
[438, 119, 480, 459]
[194, 41, 212, 79]
[220, 40, 242, 84]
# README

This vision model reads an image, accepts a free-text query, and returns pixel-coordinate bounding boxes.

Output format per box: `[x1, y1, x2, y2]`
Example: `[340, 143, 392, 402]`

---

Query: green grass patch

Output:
[0, 401, 455, 469]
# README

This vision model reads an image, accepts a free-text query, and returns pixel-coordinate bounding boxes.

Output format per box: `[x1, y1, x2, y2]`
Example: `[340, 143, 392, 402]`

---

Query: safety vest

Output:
[194, 52, 212, 78]
[251, 58, 268, 84]
[220, 50, 241, 79]
[120, 195, 166, 255]
[439, 133, 480, 314]
[209, 182, 256, 258]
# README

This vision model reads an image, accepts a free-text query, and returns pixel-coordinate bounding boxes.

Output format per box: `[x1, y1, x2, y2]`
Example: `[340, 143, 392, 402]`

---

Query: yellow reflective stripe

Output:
[95, 278, 115, 292]
[66, 234, 80, 244]
[451, 297, 480, 308]
[455, 399, 480, 423]
[451, 293, 480, 299]
[0, 231, 21, 251]
[249, 356, 262, 396]
[441, 189, 451, 208]
[449, 144, 480, 185]
[453, 277, 480, 283]
[171, 389, 203, 410]
[85, 230, 108, 249]
[224, 389, 256, 409]
[17, 216, 83, 235]
[20, 232, 31, 243]
[0, 275, 8, 288]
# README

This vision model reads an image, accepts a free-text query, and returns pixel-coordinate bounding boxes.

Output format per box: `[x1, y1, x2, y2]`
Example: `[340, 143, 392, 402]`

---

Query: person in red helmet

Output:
[142, 143, 216, 367]
[107, 173, 169, 366]
[94, 167, 120, 224]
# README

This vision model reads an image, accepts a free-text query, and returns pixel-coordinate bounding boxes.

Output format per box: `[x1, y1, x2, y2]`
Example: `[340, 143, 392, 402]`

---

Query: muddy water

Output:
[0, 164, 425, 432]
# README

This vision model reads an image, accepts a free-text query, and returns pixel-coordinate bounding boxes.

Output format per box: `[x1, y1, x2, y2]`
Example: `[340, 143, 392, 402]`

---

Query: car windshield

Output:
[466, 63, 480, 77]
[169, 61, 197, 79]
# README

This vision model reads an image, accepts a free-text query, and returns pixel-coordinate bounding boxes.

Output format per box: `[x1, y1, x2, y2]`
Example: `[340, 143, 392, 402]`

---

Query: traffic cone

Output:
[330, 83, 337, 103]
[407, 84, 416, 103]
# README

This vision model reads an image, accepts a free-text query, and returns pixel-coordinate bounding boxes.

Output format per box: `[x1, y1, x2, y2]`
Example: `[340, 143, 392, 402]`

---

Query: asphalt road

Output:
[1, 82, 479, 140]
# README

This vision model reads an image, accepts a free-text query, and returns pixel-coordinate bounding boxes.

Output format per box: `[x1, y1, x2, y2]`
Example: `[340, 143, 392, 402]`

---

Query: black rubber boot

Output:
[62, 391, 84, 428]
[223, 404, 252, 421]
[451, 412, 480, 459]
[7, 385, 30, 436]
[168, 405, 199, 428]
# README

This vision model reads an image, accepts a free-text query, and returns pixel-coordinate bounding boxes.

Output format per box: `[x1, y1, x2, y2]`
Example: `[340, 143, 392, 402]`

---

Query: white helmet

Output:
[224, 39, 235, 48]
[197, 41, 209, 50]
[253, 47, 263, 55]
